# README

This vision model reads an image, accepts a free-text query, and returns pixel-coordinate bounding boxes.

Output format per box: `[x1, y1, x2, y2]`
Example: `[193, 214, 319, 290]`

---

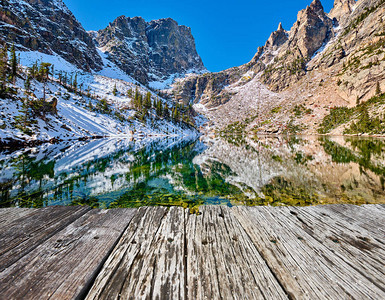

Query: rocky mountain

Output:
[93, 16, 206, 87]
[0, 0, 103, 72]
[329, 0, 357, 25]
[0, 1, 201, 145]
[261, 0, 334, 91]
[0, 1, 206, 87]
[173, 0, 385, 135]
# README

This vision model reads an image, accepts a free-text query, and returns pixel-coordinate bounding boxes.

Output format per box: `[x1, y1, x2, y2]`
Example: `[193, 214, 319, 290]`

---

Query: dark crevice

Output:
[149, 256, 157, 299]
[210, 208, 223, 300]
[183, 209, 188, 300]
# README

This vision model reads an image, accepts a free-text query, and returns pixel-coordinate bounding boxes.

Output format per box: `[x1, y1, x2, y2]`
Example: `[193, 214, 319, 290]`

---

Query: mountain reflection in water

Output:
[1, 135, 384, 210]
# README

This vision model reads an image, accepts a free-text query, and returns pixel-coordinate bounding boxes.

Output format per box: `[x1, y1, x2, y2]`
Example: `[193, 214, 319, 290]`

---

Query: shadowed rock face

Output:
[95, 16, 206, 85]
[0, 0, 103, 72]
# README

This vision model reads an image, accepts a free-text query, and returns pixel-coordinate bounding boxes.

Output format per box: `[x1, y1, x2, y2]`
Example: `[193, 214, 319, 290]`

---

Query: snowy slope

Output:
[0, 50, 199, 144]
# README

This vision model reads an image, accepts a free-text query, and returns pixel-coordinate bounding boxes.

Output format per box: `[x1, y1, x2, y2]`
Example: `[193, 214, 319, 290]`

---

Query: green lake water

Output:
[1, 135, 385, 211]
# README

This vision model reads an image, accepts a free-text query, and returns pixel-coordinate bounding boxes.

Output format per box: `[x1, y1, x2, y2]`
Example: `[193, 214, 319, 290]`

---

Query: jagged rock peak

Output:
[309, 0, 325, 13]
[265, 23, 288, 50]
[287, 0, 333, 59]
[0, 0, 103, 72]
[329, 0, 356, 24]
[95, 16, 206, 85]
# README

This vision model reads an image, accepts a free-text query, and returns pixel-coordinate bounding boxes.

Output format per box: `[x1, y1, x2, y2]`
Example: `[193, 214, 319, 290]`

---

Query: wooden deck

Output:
[0, 204, 384, 299]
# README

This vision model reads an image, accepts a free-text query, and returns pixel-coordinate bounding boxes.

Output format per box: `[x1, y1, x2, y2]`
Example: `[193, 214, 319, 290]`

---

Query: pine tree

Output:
[39, 62, 51, 101]
[38, 62, 51, 81]
[141, 107, 148, 122]
[97, 98, 110, 113]
[145, 92, 151, 109]
[112, 83, 117, 96]
[155, 99, 163, 116]
[376, 82, 382, 95]
[0, 44, 8, 97]
[137, 93, 143, 110]
[134, 87, 140, 109]
[29, 61, 38, 79]
[10, 44, 17, 83]
[73, 73, 78, 92]
[24, 75, 31, 92]
[172, 106, 180, 123]
[163, 103, 170, 119]
[15, 94, 31, 134]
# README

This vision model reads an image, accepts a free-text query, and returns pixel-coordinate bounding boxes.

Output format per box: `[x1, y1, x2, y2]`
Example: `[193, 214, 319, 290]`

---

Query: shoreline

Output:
[2, 132, 384, 151]
[0, 132, 200, 151]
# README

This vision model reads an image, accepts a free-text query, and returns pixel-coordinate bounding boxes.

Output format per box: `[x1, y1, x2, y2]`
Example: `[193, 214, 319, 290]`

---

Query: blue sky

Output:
[64, 0, 335, 72]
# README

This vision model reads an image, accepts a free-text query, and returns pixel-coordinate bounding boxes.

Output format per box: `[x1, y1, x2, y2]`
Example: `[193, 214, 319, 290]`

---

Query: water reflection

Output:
[1, 135, 384, 209]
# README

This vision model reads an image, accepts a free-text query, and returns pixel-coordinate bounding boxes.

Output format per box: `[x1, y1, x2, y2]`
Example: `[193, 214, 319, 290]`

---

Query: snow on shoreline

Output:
[0, 50, 200, 144]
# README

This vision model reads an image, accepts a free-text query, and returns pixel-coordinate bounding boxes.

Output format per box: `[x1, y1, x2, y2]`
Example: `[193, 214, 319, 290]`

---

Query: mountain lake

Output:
[1, 135, 385, 212]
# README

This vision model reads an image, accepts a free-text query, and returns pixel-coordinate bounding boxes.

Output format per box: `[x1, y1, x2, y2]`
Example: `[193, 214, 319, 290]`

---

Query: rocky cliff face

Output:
[264, 23, 289, 50]
[329, 0, 357, 25]
[173, 0, 385, 135]
[261, 0, 334, 91]
[174, 0, 336, 104]
[0, 0, 103, 72]
[94, 16, 206, 86]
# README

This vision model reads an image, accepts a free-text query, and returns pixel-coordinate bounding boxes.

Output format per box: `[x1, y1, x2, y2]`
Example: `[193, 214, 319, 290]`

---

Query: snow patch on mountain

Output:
[1, 51, 199, 144]
[149, 68, 208, 90]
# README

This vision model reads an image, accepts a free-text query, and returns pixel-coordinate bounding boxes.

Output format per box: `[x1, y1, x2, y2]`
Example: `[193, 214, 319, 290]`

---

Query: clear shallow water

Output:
[1, 135, 385, 210]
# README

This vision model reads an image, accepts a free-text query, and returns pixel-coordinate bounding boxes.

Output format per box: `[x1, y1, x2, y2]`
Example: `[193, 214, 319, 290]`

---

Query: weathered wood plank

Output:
[87, 206, 186, 300]
[0, 204, 383, 300]
[0, 207, 35, 227]
[314, 204, 385, 239]
[0, 205, 90, 272]
[85, 206, 176, 300]
[233, 206, 385, 299]
[118, 206, 185, 299]
[0, 208, 136, 300]
[185, 206, 288, 300]
[289, 205, 385, 292]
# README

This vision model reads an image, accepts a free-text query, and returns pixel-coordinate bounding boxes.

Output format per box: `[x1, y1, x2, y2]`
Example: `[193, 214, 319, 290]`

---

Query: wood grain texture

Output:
[232, 206, 385, 299]
[290, 205, 385, 287]
[0, 207, 35, 227]
[314, 204, 385, 240]
[185, 206, 288, 300]
[0, 204, 384, 300]
[0, 205, 90, 272]
[0, 208, 136, 300]
[86, 206, 186, 300]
